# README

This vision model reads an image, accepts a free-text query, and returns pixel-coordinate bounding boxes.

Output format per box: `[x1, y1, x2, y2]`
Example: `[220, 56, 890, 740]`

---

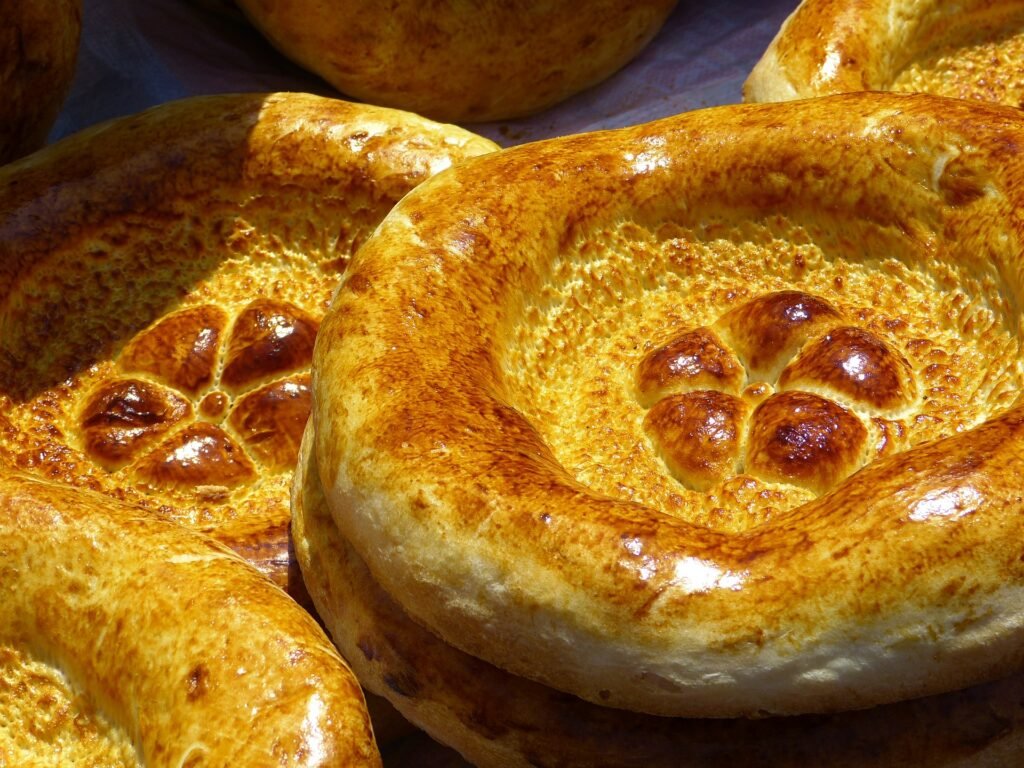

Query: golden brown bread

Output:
[0, 92, 497, 598]
[293, 426, 1024, 768]
[0, 468, 380, 766]
[231, 0, 678, 122]
[1, 0, 81, 163]
[744, 0, 1024, 105]
[312, 92, 1024, 718]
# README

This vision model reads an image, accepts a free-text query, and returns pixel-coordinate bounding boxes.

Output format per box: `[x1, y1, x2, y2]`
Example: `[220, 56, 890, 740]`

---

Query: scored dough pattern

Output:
[638, 290, 917, 494]
[79, 298, 317, 496]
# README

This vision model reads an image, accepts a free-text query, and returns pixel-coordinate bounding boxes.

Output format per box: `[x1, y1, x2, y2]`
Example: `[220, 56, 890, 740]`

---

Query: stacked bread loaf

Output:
[297, 91, 1024, 766]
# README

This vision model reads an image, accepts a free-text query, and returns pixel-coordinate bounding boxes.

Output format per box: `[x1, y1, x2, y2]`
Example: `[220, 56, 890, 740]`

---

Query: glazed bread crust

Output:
[313, 92, 1024, 718]
[0, 92, 497, 597]
[293, 426, 1024, 768]
[745, 0, 1024, 105]
[0, 469, 381, 766]
[1, 0, 81, 163]
[232, 0, 678, 122]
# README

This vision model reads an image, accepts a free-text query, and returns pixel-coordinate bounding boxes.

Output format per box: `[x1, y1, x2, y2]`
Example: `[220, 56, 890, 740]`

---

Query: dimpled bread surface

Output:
[0, 92, 497, 593]
[0, 647, 138, 767]
[745, 0, 1024, 105]
[0, 470, 381, 766]
[312, 92, 1024, 719]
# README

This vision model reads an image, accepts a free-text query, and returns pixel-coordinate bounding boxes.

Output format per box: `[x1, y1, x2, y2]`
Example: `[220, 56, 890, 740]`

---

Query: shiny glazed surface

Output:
[744, 0, 1024, 105]
[232, 0, 678, 122]
[0, 470, 380, 766]
[313, 92, 1024, 717]
[293, 428, 1024, 768]
[0, 92, 497, 596]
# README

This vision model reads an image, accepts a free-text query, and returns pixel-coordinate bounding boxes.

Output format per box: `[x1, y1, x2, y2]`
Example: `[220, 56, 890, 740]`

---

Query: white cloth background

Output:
[52, 0, 797, 148]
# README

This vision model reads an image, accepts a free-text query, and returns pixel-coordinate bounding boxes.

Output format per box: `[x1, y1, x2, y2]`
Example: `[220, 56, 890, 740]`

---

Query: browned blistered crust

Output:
[0, 0, 81, 164]
[0, 469, 381, 766]
[0, 92, 497, 596]
[232, 0, 678, 123]
[744, 0, 1024, 106]
[313, 92, 1024, 718]
[293, 428, 1024, 768]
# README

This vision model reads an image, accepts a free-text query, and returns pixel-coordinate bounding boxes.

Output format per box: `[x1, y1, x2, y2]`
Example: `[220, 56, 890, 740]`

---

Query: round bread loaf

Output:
[0, 92, 497, 598]
[1, 0, 81, 163]
[745, 0, 1024, 105]
[312, 91, 1024, 718]
[293, 425, 1024, 768]
[0, 468, 380, 766]
[231, 0, 678, 123]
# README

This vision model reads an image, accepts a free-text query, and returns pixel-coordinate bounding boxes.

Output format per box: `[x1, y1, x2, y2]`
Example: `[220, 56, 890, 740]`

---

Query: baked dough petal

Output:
[313, 91, 1024, 718]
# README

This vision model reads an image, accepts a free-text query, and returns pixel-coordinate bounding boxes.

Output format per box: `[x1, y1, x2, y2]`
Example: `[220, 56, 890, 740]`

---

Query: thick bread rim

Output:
[744, 0, 1024, 102]
[313, 92, 1024, 718]
[0, 468, 381, 766]
[2, 91, 498, 292]
[293, 424, 1024, 768]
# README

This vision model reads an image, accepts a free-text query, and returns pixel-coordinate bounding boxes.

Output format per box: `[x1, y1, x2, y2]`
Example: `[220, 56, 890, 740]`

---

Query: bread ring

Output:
[0, 468, 380, 766]
[0, 92, 497, 598]
[231, 0, 678, 123]
[744, 0, 1024, 105]
[313, 91, 1024, 718]
[293, 424, 1024, 768]
[1, 0, 81, 163]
